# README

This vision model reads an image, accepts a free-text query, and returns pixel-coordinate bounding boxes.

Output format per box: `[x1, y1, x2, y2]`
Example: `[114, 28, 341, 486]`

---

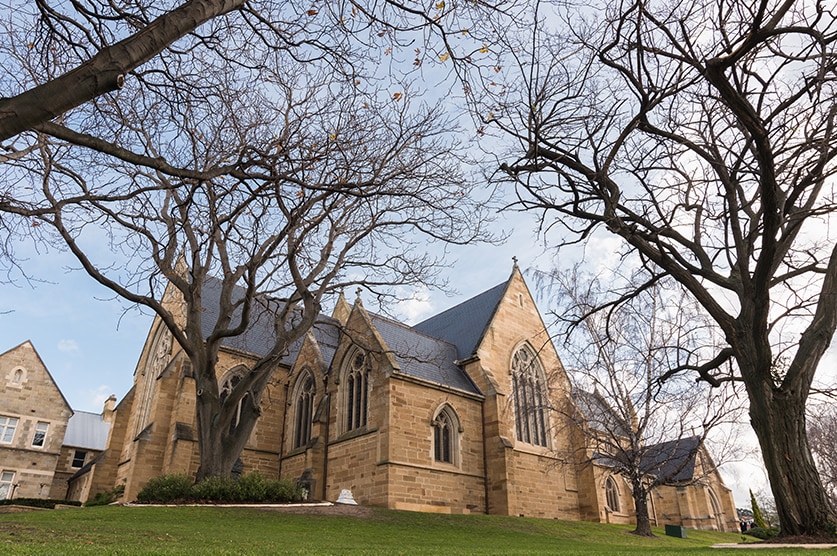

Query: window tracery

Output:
[511, 344, 549, 447]
[293, 370, 315, 449]
[345, 350, 368, 432]
[433, 405, 459, 465]
[605, 476, 620, 512]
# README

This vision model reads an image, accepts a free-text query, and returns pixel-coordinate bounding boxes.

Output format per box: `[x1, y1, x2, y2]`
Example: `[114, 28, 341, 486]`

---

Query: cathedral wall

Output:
[656, 485, 695, 528]
[575, 461, 603, 521]
[120, 372, 178, 501]
[592, 466, 634, 525]
[325, 431, 383, 505]
[381, 378, 485, 513]
[280, 451, 308, 484]
[506, 448, 581, 519]
[384, 464, 485, 513]
[462, 271, 582, 519]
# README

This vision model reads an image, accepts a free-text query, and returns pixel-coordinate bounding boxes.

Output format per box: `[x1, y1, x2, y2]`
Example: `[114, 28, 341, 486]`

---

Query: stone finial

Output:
[512, 256, 519, 268]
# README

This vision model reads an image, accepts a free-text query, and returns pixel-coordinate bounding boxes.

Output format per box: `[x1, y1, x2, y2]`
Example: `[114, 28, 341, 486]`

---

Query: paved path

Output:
[712, 543, 837, 549]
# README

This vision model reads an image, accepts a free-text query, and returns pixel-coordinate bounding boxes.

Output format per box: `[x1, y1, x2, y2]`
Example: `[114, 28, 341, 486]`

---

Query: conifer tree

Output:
[751, 489, 767, 529]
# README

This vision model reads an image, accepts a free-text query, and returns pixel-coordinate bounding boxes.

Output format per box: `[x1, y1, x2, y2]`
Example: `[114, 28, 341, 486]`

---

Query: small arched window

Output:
[433, 405, 459, 465]
[511, 344, 549, 447]
[11, 368, 23, 385]
[345, 351, 368, 432]
[293, 370, 316, 449]
[220, 371, 248, 434]
[605, 476, 620, 512]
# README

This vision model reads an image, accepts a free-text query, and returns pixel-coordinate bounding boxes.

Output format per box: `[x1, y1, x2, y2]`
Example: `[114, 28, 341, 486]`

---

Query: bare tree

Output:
[545, 268, 741, 536]
[0, 22, 494, 477]
[0, 0, 509, 142]
[808, 403, 837, 510]
[491, 0, 837, 537]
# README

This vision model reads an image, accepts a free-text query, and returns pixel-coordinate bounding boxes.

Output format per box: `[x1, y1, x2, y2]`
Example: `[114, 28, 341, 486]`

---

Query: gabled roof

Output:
[412, 281, 507, 359]
[198, 276, 339, 367]
[0, 341, 73, 414]
[639, 436, 701, 484]
[572, 389, 632, 437]
[195, 275, 508, 395]
[63, 410, 111, 450]
[198, 276, 279, 360]
[370, 314, 481, 396]
[574, 389, 701, 484]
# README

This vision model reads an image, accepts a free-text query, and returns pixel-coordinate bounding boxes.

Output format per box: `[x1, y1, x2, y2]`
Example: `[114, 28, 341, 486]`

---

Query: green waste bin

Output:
[665, 524, 687, 538]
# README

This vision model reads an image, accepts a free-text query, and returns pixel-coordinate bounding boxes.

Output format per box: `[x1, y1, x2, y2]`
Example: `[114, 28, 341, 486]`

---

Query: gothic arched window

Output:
[135, 324, 172, 436]
[293, 370, 315, 449]
[220, 370, 248, 434]
[345, 350, 368, 432]
[511, 344, 549, 447]
[433, 405, 459, 465]
[605, 476, 620, 512]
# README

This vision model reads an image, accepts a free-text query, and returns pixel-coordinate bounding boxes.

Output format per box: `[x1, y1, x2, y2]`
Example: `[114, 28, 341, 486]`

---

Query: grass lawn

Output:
[0, 504, 807, 555]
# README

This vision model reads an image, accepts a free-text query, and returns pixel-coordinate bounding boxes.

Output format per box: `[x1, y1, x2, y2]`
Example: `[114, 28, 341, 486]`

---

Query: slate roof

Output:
[199, 276, 279, 359]
[198, 276, 339, 367]
[412, 281, 507, 359]
[572, 389, 632, 437]
[196, 275, 502, 395]
[371, 314, 481, 395]
[639, 436, 700, 483]
[63, 410, 111, 451]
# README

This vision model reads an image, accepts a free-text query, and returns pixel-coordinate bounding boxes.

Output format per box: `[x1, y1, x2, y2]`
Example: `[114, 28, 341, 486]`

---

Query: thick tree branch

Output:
[0, 0, 244, 141]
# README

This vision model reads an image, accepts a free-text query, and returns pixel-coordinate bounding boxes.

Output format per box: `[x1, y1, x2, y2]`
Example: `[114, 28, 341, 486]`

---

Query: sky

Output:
[0, 205, 794, 511]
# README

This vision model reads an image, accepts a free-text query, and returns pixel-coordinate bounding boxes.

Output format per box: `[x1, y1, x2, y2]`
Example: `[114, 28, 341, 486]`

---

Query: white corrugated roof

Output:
[63, 410, 110, 450]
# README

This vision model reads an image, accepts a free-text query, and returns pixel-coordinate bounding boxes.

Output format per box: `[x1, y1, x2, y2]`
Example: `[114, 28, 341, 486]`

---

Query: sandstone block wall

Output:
[0, 342, 72, 500]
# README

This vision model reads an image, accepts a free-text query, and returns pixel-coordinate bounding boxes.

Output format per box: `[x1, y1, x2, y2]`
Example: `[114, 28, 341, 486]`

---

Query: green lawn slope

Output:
[0, 505, 803, 555]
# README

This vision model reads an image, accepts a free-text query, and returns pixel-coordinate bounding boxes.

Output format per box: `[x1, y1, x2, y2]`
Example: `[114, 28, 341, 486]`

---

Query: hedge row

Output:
[0, 498, 82, 509]
[136, 472, 304, 504]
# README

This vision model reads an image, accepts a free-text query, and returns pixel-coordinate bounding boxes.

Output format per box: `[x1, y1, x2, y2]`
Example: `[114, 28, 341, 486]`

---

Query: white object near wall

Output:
[335, 489, 358, 505]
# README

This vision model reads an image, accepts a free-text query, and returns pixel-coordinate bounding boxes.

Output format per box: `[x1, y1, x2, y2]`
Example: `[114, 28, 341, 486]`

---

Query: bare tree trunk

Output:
[748, 383, 836, 537]
[194, 393, 258, 481]
[631, 481, 654, 537]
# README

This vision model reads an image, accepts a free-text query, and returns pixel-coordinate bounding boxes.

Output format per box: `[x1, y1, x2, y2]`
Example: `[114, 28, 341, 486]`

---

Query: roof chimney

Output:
[103, 394, 117, 423]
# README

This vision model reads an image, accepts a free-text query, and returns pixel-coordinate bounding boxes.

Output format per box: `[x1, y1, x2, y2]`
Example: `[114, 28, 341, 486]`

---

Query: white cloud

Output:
[57, 339, 80, 353]
[86, 384, 115, 411]
[398, 287, 435, 324]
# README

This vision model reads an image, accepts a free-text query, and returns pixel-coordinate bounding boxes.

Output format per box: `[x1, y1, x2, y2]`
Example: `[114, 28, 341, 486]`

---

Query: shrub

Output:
[135, 472, 306, 504]
[136, 473, 194, 503]
[265, 479, 304, 503]
[191, 475, 238, 503]
[744, 527, 780, 540]
[237, 472, 269, 502]
[85, 484, 125, 507]
[0, 498, 82, 509]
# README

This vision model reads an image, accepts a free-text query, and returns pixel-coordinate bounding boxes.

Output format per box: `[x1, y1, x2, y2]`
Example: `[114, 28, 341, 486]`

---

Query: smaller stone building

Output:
[0, 341, 73, 499]
[0, 341, 113, 500]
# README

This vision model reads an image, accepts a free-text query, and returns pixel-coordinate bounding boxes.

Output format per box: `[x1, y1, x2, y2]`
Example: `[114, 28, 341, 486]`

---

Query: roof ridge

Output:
[370, 313, 460, 353]
[414, 281, 506, 327]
